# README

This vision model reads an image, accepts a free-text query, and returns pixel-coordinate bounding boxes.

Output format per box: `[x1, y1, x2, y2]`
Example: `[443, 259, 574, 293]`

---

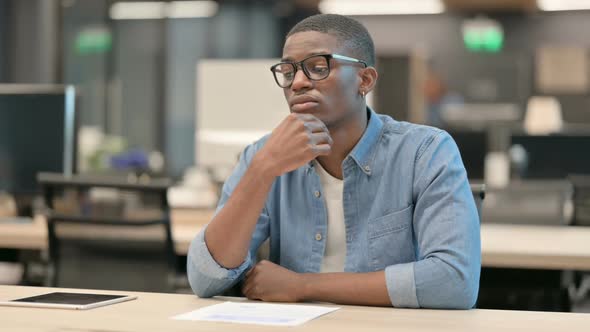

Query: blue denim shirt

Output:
[187, 108, 481, 309]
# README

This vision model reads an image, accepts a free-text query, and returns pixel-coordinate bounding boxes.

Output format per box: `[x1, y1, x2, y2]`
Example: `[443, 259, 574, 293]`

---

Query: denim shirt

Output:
[187, 108, 481, 309]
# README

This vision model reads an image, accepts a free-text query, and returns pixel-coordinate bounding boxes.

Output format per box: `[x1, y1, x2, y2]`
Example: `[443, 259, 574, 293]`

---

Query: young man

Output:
[188, 14, 480, 309]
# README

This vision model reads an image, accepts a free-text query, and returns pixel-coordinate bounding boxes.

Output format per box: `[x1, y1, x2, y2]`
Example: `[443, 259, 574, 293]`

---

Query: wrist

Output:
[252, 150, 280, 179]
[297, 273, 313, 302]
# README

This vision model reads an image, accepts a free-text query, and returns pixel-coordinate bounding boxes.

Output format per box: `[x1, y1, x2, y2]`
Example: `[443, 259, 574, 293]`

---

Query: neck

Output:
[317, 106, 368, 179]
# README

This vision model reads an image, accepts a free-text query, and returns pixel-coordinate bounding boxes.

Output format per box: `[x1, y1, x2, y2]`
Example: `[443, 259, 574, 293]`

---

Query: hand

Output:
[256, 113, 332, 177]
[242, 260, 307, 302]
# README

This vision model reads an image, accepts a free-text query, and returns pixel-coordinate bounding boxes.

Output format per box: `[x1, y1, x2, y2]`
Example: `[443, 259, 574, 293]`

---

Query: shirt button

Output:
[315, 233, 322, 241]
[364, 165, 371, 172]
[314, 190, 321, 198]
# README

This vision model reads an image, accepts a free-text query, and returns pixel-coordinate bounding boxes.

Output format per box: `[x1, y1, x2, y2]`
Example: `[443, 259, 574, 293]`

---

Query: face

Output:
[281, 31, 366, 127]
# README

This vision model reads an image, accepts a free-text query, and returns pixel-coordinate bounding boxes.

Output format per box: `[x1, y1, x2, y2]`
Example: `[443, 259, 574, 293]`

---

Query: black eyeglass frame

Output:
[270, 53, 368, 88]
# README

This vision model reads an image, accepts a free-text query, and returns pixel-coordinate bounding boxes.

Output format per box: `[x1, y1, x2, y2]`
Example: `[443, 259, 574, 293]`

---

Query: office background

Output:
[1, 0, 590, 313]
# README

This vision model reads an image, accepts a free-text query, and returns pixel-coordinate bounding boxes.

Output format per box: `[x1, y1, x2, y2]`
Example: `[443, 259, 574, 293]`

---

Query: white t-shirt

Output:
[315, 161, 346, 273]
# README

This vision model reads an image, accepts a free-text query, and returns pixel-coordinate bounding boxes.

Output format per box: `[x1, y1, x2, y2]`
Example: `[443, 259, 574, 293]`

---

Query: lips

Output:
[289, 95, 319, 113]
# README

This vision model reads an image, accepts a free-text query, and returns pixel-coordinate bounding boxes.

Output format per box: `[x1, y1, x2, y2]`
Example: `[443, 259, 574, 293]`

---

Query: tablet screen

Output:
[13, 292, 128, 305]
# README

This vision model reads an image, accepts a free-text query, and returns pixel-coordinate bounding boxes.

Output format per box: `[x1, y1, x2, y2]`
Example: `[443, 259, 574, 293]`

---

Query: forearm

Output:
[300, 271, 392, 307]
[205, 155, 276, 268]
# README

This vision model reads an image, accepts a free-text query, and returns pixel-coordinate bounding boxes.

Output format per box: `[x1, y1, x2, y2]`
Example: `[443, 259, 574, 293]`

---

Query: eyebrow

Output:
[280, 51, 331, 62]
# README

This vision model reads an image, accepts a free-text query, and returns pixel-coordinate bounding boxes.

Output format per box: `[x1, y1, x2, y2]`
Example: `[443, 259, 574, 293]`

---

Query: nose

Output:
[290, 66, 312, 92]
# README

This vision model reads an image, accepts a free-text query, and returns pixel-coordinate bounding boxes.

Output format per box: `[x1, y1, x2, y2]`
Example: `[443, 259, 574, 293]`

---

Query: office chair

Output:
[39, 173, 180, 293]
[568, 175, 590, 309]
[480, 180, 573, 225]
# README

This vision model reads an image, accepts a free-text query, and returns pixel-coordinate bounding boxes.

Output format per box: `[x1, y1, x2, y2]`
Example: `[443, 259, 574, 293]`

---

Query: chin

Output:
[291, 105, 322, 116]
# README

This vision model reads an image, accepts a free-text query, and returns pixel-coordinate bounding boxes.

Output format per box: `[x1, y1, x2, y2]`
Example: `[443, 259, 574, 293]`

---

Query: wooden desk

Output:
[1, 285, 590, 332]
[0, 217, 47, 251]
[480, 223, 590, 270]
[3, 212, 590, 270]
[0, 209, 213, 255]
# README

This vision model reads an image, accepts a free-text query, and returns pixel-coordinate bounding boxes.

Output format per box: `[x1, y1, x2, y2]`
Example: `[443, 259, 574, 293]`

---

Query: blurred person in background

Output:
[424, 70, 464, 128]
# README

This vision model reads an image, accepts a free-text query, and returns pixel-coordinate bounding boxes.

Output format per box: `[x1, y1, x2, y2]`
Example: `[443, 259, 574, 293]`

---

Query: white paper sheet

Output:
[172, 301, 340, 327]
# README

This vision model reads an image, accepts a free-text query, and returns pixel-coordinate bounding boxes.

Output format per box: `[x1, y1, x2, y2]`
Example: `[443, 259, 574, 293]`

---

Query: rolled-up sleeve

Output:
[187, 142, 271, 298]
[386, 130, 481, 309]
[187, 226, 253, 297]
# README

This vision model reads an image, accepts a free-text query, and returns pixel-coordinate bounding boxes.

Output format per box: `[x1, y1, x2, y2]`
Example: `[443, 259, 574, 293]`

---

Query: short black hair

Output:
[286, 14, 375, 66]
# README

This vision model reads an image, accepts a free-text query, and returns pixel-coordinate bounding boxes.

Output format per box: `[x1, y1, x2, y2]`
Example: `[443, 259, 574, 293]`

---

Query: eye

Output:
[275, 64, 295, 78]
[310, 65, 329, 75]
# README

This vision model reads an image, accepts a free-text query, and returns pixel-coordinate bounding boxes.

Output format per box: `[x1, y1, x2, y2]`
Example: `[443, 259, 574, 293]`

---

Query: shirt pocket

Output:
[368, 204, 415, 271]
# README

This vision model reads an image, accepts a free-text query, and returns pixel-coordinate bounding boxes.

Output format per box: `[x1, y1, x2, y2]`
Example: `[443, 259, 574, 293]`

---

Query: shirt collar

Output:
[305, 107, 384, 176]
[348, 107, 383, 176]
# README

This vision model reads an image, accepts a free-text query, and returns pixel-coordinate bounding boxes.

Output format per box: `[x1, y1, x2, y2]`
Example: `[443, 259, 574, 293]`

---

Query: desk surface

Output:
[2, 285, 590, 332]
[480, 223, 590, 270]
[3, 210, 590, 270]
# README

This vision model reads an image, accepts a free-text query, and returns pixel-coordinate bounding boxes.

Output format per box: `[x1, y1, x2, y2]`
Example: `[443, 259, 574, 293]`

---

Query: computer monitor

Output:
[511, 134, 590, 179]
[195, 59, 287, 182]
[447, 129, 487, 180]
[0, 85, 76, 203]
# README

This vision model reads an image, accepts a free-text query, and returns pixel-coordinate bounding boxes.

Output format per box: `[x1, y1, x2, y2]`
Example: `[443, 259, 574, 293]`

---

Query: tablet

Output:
[0, 292, 137, 310]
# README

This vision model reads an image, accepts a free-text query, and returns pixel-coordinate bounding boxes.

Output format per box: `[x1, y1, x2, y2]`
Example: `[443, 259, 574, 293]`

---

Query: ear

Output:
[358, 66, 378, 95]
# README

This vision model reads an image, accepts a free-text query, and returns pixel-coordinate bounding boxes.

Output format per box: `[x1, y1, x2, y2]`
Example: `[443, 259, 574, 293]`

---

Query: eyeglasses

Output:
[270, 53, 367, 88]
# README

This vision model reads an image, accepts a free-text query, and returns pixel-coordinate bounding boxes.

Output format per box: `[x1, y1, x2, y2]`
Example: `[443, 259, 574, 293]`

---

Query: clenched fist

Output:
[242, 260, 307, 302]
[256, 113, 332, 177]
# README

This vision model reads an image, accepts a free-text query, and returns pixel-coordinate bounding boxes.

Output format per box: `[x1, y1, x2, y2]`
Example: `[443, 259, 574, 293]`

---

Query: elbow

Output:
[186, 244, 245, 299]
[420, 278, 478, 310]
[438, 269, 480, 309]
[416, 259, 480, 309]
[190, 281, 216, 299]
[445, 281, 479, 309]
[186, 248, 221, 298]
[187, 257, 209, 298]
[430, 247, 481, 309]
[187, 258, 222, 298]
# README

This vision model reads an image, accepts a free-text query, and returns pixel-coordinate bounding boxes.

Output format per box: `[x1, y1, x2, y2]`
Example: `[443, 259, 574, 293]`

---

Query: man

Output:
[188, 14, 480, 309]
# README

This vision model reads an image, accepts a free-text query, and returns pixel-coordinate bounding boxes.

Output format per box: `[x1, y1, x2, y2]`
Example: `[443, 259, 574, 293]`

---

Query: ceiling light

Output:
[110, 1, 218, 20]
[167, 1, 219, 18]
[538, 0, 590, 11]
[319, 0, 444, 16]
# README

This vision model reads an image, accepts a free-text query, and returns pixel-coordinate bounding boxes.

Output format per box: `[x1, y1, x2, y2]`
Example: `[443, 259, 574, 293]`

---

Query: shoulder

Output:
[378, 114, 444, 138]
[377, 114, 452, 158]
